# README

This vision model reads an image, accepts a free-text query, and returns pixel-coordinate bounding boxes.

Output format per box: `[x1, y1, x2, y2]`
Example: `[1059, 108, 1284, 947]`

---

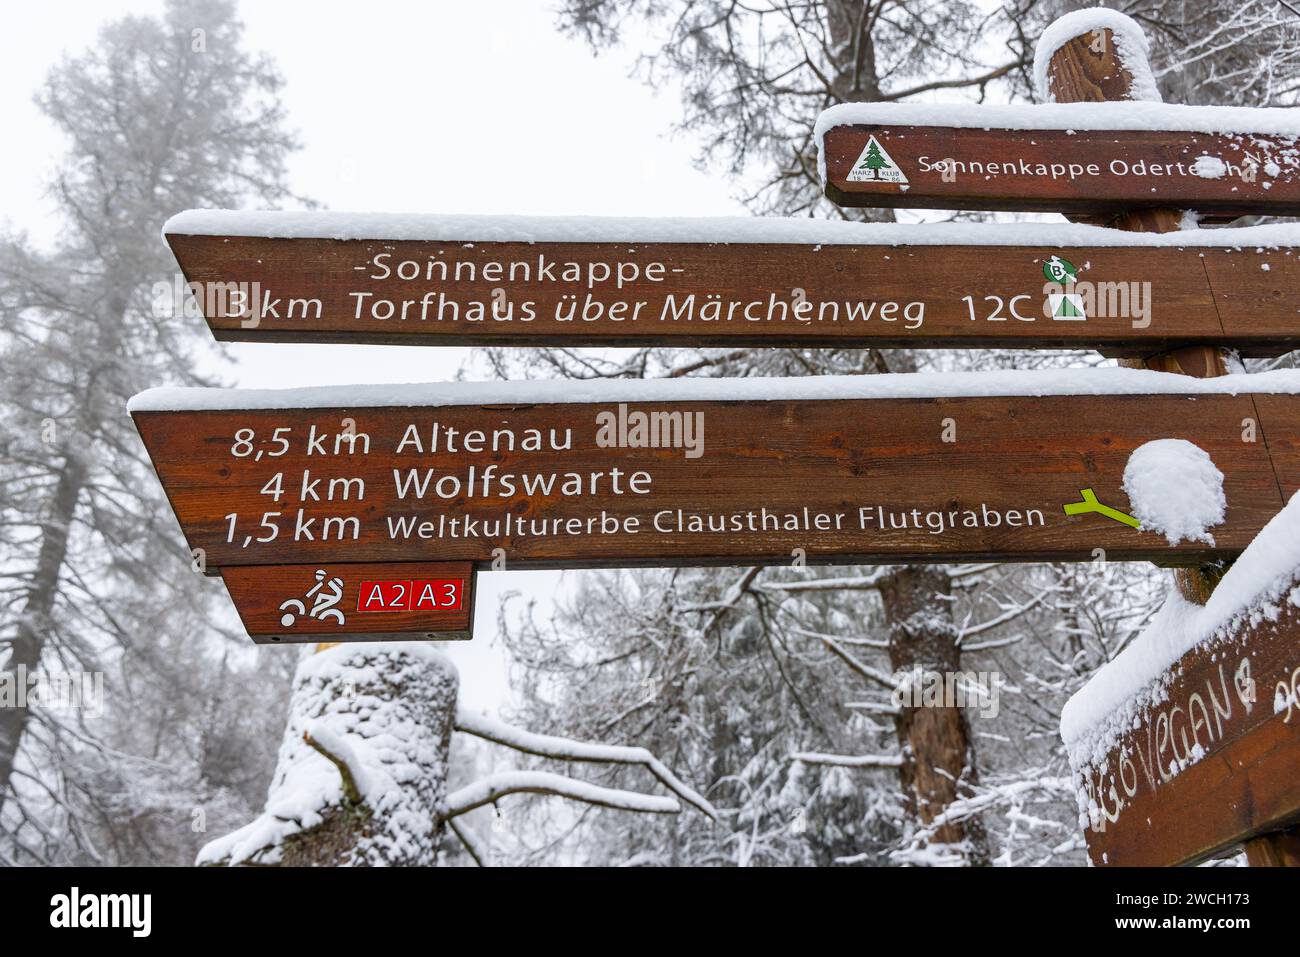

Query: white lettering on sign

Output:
[917, 153, 1266, 185]
[210, 414, 1090, 561]
[1079, 655, 1266, 833]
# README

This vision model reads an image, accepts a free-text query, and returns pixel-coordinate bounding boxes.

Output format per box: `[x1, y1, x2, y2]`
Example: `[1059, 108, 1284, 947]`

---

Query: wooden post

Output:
[1046, 29, 1228, 379]
[1047, 27, 1229, 609]
[1047, 19, 1291, 865]
[1244, 830, 1300, 867]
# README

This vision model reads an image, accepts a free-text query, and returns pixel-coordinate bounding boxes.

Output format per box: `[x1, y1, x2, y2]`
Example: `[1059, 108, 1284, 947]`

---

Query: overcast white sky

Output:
[2, 0, 747, 710]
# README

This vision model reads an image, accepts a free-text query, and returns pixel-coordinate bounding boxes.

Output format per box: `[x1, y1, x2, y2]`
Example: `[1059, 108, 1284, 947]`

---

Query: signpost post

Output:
[1040, 13, 1300, 868]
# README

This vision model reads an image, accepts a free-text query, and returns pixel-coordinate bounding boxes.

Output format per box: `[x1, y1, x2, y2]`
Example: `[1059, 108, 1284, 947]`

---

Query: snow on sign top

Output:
[1033, 7, 1160, 103]
[129, 367, 1300, 413]
[1122, 439, 1226, 547]
[1061, 490, 1300, 766]
[814, 100, 1300, 141]
[163, 208, 1300, 248]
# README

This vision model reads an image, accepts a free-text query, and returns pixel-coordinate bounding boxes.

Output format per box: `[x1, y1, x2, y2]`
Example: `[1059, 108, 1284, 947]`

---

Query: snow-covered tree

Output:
[200, 643, 714, 866]
[0, 0, 299, 864]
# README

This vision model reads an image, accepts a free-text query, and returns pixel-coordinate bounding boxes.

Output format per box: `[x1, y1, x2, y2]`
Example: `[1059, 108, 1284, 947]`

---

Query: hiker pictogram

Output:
[278, 568, 346, 627]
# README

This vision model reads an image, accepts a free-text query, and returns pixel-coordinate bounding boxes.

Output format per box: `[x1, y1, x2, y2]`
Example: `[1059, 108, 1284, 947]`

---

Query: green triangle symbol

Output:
[1054, 295, 1085, 318]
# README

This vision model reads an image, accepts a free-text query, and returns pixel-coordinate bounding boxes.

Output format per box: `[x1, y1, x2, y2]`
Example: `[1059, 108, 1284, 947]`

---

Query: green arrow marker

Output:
[1062, 488, 1141, 528]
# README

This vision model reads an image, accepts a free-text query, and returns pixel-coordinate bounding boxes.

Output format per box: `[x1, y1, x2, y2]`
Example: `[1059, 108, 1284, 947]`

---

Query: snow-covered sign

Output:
[817, 103, 1300, 218]
[220, 561, 474, 644]
[163, 211, 1300, 355]
[129, 369, 1300, 573]
[1063, 493, 1300, 866]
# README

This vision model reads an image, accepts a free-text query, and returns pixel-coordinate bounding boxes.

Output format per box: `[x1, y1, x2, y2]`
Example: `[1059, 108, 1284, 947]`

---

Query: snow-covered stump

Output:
[198, 643, 458, 866]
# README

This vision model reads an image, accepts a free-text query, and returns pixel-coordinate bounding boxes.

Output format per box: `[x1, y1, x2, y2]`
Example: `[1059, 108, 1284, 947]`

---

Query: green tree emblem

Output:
[858, 138, 890, 179]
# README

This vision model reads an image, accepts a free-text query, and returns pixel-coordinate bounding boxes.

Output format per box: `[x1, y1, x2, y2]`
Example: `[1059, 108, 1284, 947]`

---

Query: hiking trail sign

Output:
[161, 211, 1300, 356]
[221, 561, 473, 644]
[129, 4, 1300, 869]
[1063, 556, 1300, 867]
[131, 373, 1300, 573]
[817, 103, 1300, 218]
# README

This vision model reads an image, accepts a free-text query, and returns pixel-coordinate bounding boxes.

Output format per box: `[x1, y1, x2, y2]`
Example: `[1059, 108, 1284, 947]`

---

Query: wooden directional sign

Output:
[221, 561, 474, 644]
[1068, 572, 1300, 866]
[818, 104, 1300, 218]
[162, 211, 1300, 356]
[131, 378, 1300, 572]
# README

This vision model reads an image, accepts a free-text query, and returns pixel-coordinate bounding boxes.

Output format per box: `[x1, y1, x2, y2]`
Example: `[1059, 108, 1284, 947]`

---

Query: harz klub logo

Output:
[846, 134, 909, 187]
[277, 568, 462, 629]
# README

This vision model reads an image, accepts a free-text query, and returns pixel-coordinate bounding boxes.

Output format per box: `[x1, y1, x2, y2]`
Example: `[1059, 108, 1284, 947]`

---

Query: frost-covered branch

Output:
[677, 566, 761, 615]
[790, 625, 888, 649]
[302, 726, 365, 806]
[441, 771, 682, 818]
[960, 634, 1025, 653]
[882, 776, 1076, 866]
[791, 751, 904, 769]
[755, 571, 891, 593]
[447, 818, 492, 867]
[846, 700, 902, 716]
[956, 590, 1047, 644]
[454, 707, 717, 818]
[815, 633, 897, 691]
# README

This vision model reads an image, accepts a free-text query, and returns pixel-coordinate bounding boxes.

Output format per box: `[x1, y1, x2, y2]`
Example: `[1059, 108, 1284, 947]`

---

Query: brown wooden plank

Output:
[1251, 395, 1300, 504]
[1073, 588, 1300, 866]
[822, 125, 1300, 217]
[164, 233, 1300, 356]
[1202, 252, 1300, 350]
[221, 561, 474, 644]
[132, 393, 1299, 571]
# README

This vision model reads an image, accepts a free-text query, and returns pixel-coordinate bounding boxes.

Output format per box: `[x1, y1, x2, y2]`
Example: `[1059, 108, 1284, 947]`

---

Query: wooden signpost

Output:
[221, 561, 473, 644]
[1068, 582, 1300, 866]
[819, 105, 1300, 218]
[163, 213, 1300, 355]
[133, 6, 1300, 867]
[132, 386, 1300, 571]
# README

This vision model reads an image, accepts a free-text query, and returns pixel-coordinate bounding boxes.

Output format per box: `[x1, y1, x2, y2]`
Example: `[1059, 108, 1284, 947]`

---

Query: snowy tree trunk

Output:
[0, 290, 127, 806]
[198, 643, 458, 866]
[826, 1, 882, 101]
[0, 458, 85, 801]
[879, 566, 987, 863]
[828, 0, 991, 863]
